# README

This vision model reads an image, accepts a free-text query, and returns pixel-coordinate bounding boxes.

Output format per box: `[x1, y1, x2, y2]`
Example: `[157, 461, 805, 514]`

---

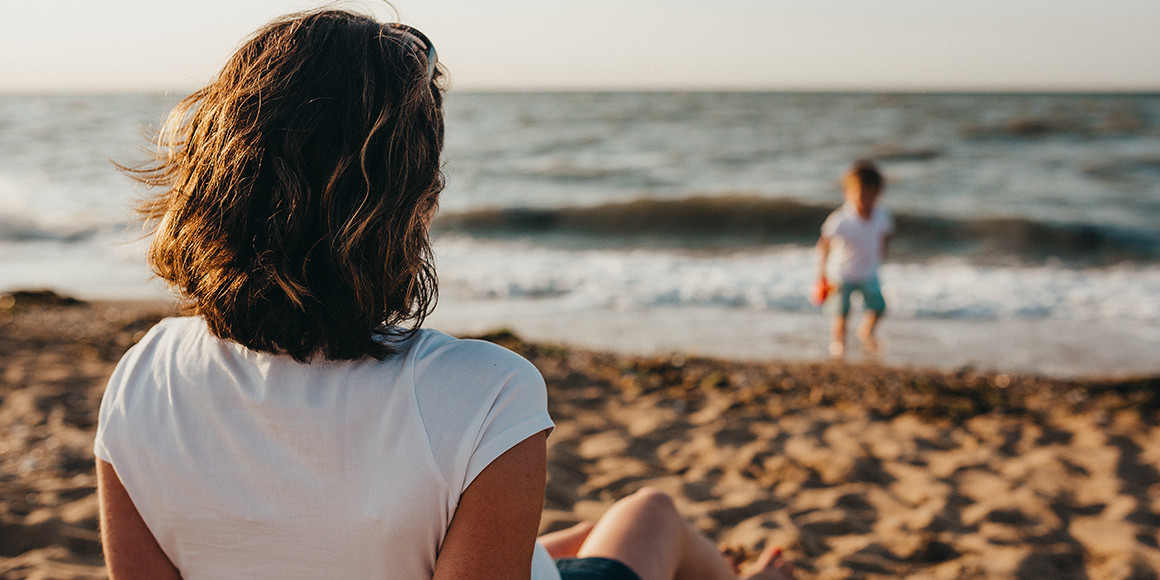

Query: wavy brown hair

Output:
[126, 8, 445, 361]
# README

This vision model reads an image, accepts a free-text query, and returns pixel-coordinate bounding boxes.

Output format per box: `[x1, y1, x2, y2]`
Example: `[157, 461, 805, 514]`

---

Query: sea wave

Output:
[432, 196, 1160, 266]
[432, 238, 1160, 325]
[0, 215, 103, 243]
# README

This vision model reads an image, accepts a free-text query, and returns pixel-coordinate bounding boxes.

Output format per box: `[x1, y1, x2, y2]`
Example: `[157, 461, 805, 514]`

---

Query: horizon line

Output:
[3, 85, 1160, 97]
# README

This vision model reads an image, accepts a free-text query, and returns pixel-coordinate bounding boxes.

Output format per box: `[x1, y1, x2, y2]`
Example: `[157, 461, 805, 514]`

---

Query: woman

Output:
[95, 7, 793, 580]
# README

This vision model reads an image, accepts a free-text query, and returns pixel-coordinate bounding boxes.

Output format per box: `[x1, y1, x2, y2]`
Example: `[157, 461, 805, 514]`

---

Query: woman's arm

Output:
[433, 430, 549, 580]
[97, 459, 182, 580]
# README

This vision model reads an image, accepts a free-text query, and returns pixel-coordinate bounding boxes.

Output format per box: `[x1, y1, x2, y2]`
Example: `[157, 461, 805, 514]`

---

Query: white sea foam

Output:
[433, 237, 1160, 325]
[0, 233, 164, 299]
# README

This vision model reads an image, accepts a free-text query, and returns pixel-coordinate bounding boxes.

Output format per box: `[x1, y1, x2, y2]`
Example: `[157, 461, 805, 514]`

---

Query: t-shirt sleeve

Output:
[93, 383, 116, 463]
[93, 361, 123, 462]
[820, 209, 841, 238]
[93, 324, 162, 464]
[462, 357, 553, 487]
[413, 337, 554, 498]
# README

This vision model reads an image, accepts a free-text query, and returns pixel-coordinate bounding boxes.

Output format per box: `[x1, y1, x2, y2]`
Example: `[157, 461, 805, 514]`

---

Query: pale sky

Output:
[3, 0, 1159, 93]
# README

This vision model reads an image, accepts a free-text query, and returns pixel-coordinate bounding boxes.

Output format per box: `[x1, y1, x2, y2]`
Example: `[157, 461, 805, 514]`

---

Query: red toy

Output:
[810, 276, 832, 306]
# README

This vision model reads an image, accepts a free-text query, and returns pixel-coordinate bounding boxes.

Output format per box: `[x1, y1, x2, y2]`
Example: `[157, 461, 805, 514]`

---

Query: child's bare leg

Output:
[538, 520, 595, 559]
[856, 311, 881, 352]
[830, 316, 847, 358]
[572, 487, 746, 580]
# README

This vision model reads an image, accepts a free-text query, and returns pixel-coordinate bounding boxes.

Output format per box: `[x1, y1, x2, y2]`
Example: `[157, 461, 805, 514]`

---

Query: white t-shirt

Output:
[95, 317, 559, 580]
[820, 203, 894, 283]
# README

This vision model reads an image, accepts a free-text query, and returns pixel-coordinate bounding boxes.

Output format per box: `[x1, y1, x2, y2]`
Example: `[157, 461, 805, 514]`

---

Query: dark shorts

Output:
[824, 276, 886, 317]
[556, 557, 642, 580]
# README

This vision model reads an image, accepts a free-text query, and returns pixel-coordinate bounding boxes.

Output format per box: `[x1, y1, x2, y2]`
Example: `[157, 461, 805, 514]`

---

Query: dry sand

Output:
[2, 290, 1159, 579]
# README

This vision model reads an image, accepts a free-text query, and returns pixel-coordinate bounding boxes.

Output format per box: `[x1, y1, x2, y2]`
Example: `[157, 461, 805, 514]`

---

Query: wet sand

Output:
[427, 297, 1160, 380]
[2, 291, 1159, 579]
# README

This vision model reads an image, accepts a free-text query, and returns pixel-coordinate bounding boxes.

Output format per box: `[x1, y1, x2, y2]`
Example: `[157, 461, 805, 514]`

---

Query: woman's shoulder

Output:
[136, 315, 208, 338]
[408, 328, 539, 376]
[118, 316, 209, 358]
[127, 322, 539, 381]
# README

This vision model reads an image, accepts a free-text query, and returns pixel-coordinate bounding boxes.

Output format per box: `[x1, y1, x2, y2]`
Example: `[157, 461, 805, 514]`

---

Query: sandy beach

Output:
[2, 290, 1159, 579]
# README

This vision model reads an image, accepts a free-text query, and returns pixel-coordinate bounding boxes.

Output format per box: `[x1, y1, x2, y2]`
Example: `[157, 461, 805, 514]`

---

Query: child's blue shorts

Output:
[556, 557, 642, 580]
[824, 277, 886, 316]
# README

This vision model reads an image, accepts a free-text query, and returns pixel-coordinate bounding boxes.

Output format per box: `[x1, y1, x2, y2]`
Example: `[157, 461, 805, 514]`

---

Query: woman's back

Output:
[95, 317, 554, 578]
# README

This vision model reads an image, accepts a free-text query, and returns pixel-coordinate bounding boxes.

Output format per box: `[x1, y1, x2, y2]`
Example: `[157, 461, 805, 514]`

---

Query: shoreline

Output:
[427, 295, 1160, 381]
[6, 288, 1157, 381]
[3, 292, 1160, 578]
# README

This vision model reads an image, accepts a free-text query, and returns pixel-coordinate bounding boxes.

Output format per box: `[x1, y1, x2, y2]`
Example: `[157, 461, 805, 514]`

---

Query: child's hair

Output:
[126, 8, 446, 361]
[843, 159, 884, 191]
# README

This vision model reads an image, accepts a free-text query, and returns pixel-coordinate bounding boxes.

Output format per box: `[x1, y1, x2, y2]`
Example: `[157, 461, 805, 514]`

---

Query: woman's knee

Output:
[578, 488, 687, 578]
[617, 487, 680, 522]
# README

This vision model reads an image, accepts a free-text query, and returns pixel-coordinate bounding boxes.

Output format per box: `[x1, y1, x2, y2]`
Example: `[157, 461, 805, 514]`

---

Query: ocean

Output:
[1, 92, 1158, 377]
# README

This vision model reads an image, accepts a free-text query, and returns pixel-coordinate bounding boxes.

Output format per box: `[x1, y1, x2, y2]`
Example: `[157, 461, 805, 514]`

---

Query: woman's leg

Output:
[539, 520, 595, 559]
[570, 487, 794, 580]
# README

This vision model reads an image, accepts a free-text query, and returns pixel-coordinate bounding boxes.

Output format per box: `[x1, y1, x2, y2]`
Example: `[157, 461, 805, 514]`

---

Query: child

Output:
[816, 159, 894, 358]
[95, 7, 795, 580]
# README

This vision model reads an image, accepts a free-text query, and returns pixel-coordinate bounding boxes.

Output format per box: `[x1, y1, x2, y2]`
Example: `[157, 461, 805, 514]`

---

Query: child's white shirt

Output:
[821, 203, 894, 282]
